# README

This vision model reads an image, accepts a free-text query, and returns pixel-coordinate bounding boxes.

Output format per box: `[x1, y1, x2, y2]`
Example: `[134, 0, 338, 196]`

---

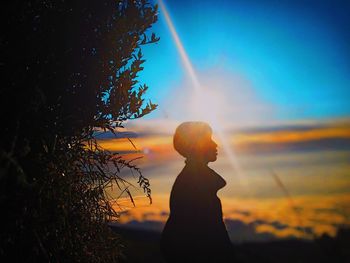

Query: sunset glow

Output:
[103, 119, 350, 240]
[106, 0, 350, 242]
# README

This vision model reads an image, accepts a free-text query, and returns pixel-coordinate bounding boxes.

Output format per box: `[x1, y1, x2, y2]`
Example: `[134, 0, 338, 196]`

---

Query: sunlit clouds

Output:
[103, 118, 350, 241]
[98, 118, 350, 155]
[113, 193, 350, 242]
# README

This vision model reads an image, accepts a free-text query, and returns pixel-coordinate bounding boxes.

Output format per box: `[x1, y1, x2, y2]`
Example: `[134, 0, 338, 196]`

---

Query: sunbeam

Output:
[158, 0, 245, 182]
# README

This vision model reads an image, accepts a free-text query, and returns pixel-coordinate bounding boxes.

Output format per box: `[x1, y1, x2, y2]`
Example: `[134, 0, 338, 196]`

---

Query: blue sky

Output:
[137, 0, 350, 122]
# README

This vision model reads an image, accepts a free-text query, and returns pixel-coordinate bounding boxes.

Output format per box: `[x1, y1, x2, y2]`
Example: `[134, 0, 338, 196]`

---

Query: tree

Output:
[0, 1, 158, 262]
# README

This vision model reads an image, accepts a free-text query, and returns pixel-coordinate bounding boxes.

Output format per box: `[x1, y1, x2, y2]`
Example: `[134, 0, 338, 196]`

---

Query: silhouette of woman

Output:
[161, 122, 234, 263]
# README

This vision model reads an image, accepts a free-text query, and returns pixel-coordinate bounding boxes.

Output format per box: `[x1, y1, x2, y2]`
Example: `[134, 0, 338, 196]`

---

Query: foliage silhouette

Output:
[0, 1, 158, 262]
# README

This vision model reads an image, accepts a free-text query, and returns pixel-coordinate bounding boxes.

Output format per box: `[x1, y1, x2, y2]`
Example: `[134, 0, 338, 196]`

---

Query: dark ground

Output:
[111, 226, 350, 263]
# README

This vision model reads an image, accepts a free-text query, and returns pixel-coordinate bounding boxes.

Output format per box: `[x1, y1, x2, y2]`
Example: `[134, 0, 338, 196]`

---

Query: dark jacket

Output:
[161, 161, 234, 263]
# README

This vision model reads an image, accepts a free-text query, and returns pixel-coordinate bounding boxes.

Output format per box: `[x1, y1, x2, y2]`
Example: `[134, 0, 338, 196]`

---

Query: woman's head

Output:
[173, 122, 218, 163]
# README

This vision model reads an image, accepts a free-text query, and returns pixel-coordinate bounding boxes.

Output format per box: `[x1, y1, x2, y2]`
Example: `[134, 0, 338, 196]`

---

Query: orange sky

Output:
[98, 119, 350, 155]
[101, 119, 350, 241]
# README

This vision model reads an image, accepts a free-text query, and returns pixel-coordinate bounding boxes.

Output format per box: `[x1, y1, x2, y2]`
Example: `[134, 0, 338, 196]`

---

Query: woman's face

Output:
[196, 134, 218, 163]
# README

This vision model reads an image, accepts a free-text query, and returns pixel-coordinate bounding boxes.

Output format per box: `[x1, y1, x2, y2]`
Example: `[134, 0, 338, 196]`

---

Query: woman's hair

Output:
[173, 121, 212, 158]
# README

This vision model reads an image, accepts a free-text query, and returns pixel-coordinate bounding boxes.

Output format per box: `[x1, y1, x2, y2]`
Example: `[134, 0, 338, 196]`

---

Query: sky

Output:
[140, 0, 350, 122]
[104, 0, 350, 242]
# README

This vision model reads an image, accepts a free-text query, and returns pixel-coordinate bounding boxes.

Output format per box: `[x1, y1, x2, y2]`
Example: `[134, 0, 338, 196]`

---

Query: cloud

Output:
[97, 118, 350, 155]
[225, 219, 278, 242]
[113, 193, 350, 242]
[235, 138, 350, 154]
[93, 131, 139, 140]
[118, 220, 164, 233]
[232, 209, 251, 217]
[100, 117, 350, 242]
[232, 119, 350, 153]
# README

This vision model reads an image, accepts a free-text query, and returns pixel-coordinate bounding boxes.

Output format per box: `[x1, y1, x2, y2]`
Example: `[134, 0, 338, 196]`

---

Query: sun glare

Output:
[158, 0, 247, 185]
[190, 86, 226, 127]
[159, 0, 245, 179]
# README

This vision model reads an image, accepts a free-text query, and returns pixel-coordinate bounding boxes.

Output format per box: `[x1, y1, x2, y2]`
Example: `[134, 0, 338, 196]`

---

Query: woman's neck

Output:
[185, 158, 208, 166]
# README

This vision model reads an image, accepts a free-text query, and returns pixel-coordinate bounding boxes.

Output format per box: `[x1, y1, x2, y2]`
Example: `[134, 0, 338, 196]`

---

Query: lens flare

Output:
[158, 0, 244, 181]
